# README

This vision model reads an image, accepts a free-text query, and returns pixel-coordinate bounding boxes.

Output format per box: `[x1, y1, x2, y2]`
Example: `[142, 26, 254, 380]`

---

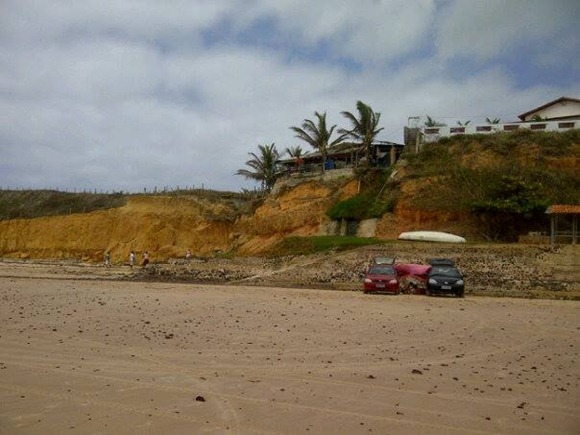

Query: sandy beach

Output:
[0, 265, 578, 434]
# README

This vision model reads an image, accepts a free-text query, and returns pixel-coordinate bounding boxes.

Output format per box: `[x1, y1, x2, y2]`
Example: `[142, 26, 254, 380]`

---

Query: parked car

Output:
[372, 256, 395, 265]
[394, 263, 431, 294]
[428, 258, 456, 267]
[426, 259, 465, 297]
[363, 264, 400, 294]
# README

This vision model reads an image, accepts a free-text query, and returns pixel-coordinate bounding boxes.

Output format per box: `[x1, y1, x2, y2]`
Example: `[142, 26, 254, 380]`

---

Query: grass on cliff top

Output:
[267, 235, 387, 256]
[400, 129, 580, 241]
[0, 188, 258, 221]
[0, 190, 128, 220]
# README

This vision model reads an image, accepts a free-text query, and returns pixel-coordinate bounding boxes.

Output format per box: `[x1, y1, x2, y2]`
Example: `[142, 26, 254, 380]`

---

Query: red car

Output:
[363, 264, 400, 294]
[394, 263, 431, 294]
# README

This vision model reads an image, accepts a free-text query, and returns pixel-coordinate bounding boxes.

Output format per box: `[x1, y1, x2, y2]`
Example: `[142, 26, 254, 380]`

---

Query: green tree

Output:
[457, 120, 471, 126]
[284, 145, 304, 159]
[424, 115, 446, 127]
[290, 112, 345, 170]
[340, 101, 384, 165]
[486, 117, 501, 124]
[235, 143, 280, 192]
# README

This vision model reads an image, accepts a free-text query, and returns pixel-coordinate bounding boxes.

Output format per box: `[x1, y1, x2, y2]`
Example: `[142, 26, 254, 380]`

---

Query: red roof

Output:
[545, 204, 580, 214]
[518, 96, 580, 121]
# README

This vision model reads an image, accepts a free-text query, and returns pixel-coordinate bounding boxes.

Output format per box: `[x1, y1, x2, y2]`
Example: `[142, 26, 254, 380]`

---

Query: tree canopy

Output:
[340, 101, 384, 165]
[290, 111, 346, 169]
[235, 143, 280, 192]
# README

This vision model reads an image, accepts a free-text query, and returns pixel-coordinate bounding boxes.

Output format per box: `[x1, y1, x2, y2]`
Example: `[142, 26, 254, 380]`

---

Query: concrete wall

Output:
[421, 120, 578, 144]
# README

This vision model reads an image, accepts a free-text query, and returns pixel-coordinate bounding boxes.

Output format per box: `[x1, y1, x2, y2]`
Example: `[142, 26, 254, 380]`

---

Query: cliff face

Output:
[1, 131, 577, 261]
[0, 196, 237, 262]
[0, 178, 361, 261]
[234, 179, 359, 255]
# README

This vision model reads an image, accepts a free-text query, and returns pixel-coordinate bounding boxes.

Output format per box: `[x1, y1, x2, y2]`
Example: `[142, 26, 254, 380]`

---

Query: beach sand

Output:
[0, 264, 578, 434]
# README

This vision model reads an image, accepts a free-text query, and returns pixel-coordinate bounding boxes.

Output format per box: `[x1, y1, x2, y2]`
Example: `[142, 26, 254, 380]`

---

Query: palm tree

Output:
[284, 145, 304, 159]
[290, 111, 345, 170]
[486, 117, 501, 124]
[424, 115, 446, 127]
[340, 101, 384, 165]
[457, 120, 471, 126]
[235, 143, 280, 192]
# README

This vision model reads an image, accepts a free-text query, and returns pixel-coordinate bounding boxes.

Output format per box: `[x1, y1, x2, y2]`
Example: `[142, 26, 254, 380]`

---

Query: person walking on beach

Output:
[129, 251, 136, 269]
[104, 251, 111, 268]
[142, 251, 150, 268]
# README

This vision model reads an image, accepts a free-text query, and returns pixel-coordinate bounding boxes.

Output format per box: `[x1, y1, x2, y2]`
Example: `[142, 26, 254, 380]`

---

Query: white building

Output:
[518, 96, 580, 122]
[405, 96, 580, 150]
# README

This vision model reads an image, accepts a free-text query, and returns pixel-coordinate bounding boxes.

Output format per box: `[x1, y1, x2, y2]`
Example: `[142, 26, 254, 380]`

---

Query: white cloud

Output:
[0, 0, 232, 45]
[233, 0, 436, 62]
[435, 0, 579, 61]
[0, 0, 578, 192]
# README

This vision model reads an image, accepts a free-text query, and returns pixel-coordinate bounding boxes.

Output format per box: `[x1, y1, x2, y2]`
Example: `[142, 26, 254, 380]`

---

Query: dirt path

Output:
[0, 272, 578, 434]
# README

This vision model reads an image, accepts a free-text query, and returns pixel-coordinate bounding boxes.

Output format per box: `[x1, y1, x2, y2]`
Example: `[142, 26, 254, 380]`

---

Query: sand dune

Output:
[0, 266, 578, 434]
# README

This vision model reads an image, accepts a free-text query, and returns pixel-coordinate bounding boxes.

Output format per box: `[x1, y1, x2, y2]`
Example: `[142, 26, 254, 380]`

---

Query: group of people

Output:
[104, 250, 149, 269]
[104, 249, 193, 268]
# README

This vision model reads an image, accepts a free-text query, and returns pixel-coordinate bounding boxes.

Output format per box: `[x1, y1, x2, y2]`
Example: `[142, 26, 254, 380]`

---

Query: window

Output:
[504, 125, 519, 131]
[450, 127, 465, 134]
[558, 122, 575, 129]
[530, 123, 547, 130]
[476, 126, 492, 132]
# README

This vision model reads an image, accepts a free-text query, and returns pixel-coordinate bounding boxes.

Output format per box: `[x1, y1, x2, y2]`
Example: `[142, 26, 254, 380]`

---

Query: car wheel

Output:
[425, 288, 431, 296]
[363, 289, 369, 294]
[457, 291, 464, 298]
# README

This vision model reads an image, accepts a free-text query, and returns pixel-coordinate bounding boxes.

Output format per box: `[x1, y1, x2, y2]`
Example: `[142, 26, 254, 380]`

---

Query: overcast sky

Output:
[1, 0, 579, 193]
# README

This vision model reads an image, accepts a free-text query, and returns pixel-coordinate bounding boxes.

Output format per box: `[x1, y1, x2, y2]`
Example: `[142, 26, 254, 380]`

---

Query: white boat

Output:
[398, 231, 466, 243]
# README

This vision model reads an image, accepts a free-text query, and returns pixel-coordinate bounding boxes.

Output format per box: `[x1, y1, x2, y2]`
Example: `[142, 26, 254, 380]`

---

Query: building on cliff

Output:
[275, 141, 405, 177]
[404, 96, 580, 153]
[518, 96, 580, 122]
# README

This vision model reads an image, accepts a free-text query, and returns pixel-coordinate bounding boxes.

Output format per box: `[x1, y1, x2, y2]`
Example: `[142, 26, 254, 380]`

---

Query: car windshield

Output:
[368, 265, 395, 275]
[430, 266, 461, 277]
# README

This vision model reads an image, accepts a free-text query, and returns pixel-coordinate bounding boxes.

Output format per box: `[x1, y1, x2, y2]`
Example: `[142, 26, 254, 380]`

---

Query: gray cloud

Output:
[0, 0, 578, 192]
[435, 0, 579, 61]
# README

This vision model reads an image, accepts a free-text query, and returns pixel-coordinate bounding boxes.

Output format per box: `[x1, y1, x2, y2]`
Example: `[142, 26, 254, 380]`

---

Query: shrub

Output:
[327, 192, 394, 220]
[268, 235, 386, 256]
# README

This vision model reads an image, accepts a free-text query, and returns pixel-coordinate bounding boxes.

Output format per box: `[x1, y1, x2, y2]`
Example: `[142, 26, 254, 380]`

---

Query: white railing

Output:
[421, 120, 578, 143]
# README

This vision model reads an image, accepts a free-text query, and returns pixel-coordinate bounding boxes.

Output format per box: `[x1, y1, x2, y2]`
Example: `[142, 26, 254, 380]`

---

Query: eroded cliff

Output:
[0, 196, 237, 262]
[1, 130, 577, 261]
[0, 177, 361, 261]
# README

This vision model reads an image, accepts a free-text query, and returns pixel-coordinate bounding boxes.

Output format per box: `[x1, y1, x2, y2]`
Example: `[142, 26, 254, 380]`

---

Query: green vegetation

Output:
[404, 129, 580, 240]
[424, 115, 446, 127]
[327, 191, 394, 220]
[0, 190, 128, 220]
[268, 235, 387, 256]
[290, 111, 346, 167]
[3, 125, 578, 245]
[327, 168, 396, 221]
[0, 188, 258, 221]
[238, 100, 384, 187]
[235, 143, 280, 192]
[340, 101, 384, 165]
[435, 129, 579, 156]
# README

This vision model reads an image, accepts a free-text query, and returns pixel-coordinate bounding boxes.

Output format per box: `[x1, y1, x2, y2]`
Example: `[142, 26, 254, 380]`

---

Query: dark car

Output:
[428, 258, 456, 267]
[426, 263, 465, 297]
[363, 264, 400, 294]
